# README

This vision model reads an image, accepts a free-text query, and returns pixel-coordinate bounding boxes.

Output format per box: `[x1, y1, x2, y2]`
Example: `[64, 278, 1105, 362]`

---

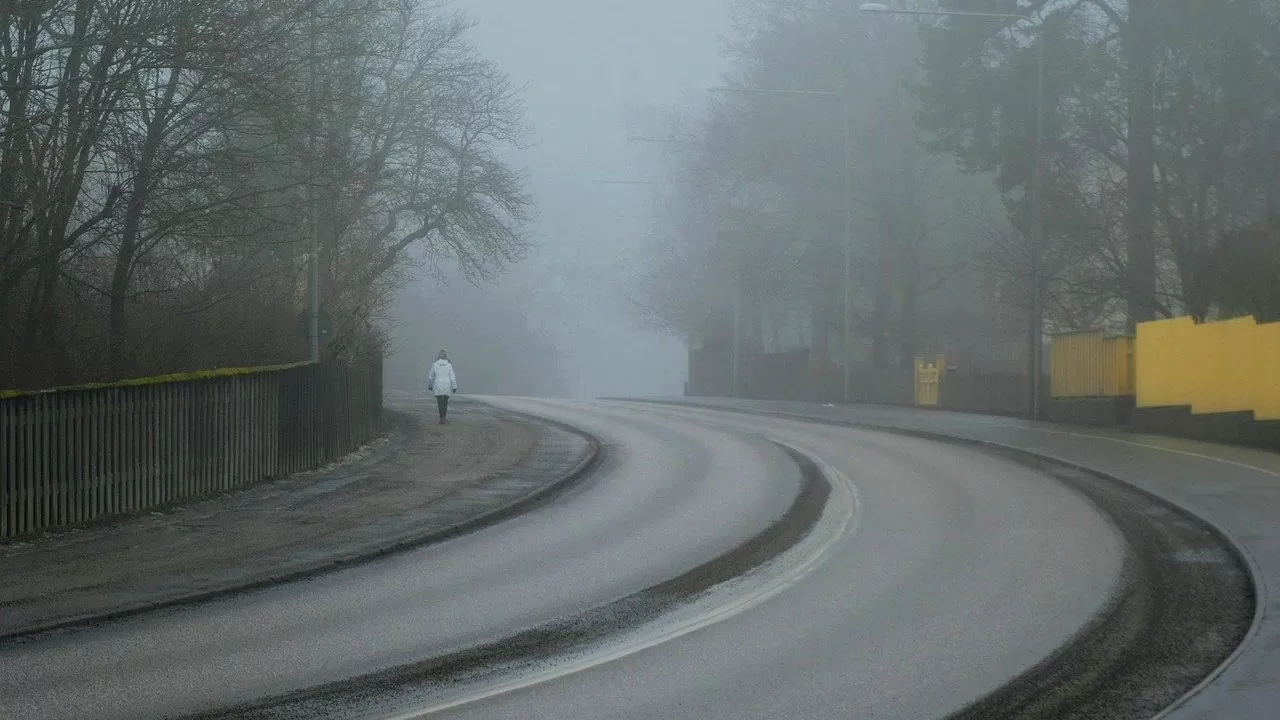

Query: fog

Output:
[386, 1, 735, 398]
[6, 0, 1279, 402]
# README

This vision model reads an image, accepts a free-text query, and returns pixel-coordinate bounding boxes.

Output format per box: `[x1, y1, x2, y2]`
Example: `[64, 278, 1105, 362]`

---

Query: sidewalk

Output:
[661, 397, 1280, 720]
[0, 397, 595, 639]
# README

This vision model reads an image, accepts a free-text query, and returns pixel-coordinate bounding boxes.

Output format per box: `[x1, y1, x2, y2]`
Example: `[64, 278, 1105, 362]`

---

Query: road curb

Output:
[0, 405, 604, 644]
[863, 424, 1265, 720]
[187, 440, 833, 719]
[619, 398, 1263, 719]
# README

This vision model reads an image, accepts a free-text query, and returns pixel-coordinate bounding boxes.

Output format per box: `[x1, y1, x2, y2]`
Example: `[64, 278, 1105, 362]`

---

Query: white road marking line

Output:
[1026, 425, 1280, 478]
[631, 400, 1280, 480]
[374, 446, 861, 719]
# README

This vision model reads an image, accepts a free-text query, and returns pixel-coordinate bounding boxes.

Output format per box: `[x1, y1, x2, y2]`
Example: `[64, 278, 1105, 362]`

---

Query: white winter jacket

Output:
[428, 359, 457, 397]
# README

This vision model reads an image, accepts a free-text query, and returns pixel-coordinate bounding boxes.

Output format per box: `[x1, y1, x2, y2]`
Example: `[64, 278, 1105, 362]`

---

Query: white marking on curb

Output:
[1028, 425, 1280, 478]
[373, 445, 861, 719]
[1173, 548, 1230, 565]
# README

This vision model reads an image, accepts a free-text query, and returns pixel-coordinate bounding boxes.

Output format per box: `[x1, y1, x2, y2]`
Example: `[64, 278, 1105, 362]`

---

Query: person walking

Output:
[427, 350, 458, 423]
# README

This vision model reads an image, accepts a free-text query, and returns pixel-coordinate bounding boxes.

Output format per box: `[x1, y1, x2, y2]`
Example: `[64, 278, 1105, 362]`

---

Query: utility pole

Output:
[841, 92, 853, 404]
[709, 85, 853, 402]
[621, 134, 706, 398]
[732, 269, 742, 397]
[306, 7, 320, 363]
[860, 2, 1046, 418]
[1028, 35, 1045, 419]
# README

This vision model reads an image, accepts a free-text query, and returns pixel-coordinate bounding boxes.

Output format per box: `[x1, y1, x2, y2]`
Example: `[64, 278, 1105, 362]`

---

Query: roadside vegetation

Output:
[1, 0, 529, 390]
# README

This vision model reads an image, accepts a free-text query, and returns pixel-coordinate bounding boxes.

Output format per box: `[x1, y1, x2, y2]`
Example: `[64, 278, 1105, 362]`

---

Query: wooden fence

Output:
[0, 359, 382, 539]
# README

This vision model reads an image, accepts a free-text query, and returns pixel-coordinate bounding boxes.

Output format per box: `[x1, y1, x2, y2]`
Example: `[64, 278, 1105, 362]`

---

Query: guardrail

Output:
[0, 359, 382, 539]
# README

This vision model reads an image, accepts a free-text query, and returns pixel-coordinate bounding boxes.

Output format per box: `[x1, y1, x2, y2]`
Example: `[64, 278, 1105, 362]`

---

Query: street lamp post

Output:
[306, 9, 321, 364]
[732, 267, 742, 397]
[709, 86, 855, 404]
[859, 2, 1046, 419]
[624, 136, 704, 395]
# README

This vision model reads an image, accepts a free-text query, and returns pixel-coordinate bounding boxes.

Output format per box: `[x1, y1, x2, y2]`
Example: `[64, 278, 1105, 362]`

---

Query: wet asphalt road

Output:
[0, 399, 1123, 719]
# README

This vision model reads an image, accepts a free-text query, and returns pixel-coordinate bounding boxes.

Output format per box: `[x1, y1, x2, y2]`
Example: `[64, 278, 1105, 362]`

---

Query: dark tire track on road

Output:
[186, 443, 830, 720]
[945, 445, 1254, 720]
[623, 400, 1256, 719]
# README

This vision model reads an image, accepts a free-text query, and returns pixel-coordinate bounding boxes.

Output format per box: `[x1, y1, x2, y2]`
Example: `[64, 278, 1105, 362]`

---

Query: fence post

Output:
[125, 386, 137, 512]
[55, 391, 67, 526]
[179, 382, 190, 501]
[88, 391, 98, 522]
[1, 398, 11, 538]
[22, 397, 30, 533]
[232, 376, 243, 488]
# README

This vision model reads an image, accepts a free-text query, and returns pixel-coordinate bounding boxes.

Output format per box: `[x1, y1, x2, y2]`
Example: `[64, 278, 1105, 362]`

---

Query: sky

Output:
[449, 0, 736, 398]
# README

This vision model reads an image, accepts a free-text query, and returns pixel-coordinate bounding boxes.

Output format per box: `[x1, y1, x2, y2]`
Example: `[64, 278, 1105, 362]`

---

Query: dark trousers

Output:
[436, 394, 450, 420]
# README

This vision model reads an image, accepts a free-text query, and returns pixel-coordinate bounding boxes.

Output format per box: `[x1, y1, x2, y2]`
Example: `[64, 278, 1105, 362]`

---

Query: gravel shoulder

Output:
[0, 397, 595, 639]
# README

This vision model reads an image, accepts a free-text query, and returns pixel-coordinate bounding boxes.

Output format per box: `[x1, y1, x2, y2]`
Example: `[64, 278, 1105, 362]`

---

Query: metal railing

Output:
[0, 359, 382, 539]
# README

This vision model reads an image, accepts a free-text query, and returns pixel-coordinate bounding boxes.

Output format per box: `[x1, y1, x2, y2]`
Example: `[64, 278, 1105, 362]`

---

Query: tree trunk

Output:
[811, 276, 829, 368]
[898, 260, 918, 368]
[108, 168, 149, 376]
[872, 238, 893, 369]
[18, 257, 59, 387]
[110, 55, 184, 376]
[1125, 0, 1158, 331]
[320, 182, 341, 309]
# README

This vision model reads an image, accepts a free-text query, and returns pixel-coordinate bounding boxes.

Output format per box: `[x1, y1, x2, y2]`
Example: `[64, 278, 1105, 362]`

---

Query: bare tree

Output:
[632, 0, 1008, 380]
[0, 0, 531, 390]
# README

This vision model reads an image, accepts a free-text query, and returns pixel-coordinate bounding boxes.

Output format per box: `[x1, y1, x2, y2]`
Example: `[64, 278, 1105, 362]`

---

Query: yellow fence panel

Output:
[1134, 317, 1192, 409]
[1050, 331, 1133, 398]
[1136, 315, 1280, 420]
[1110, 336, 1134, 397]
[914, 355, 944, 407]
[1051, 331, 1102, 398]
[1258, 321, 1280, 420]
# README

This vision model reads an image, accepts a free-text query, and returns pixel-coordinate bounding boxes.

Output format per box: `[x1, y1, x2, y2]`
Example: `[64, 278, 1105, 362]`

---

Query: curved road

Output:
[0, 399, 1123, 720]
